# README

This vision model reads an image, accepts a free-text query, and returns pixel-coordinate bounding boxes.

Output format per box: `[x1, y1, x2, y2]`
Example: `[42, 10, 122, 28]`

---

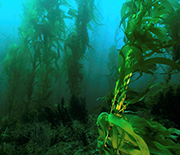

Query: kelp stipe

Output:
[97, 0, 180, 154]
[18, 0, 68, 108]
[2, 0, 69, 121]
[64, 0, 100, 97]
[3, 44, 29, 116]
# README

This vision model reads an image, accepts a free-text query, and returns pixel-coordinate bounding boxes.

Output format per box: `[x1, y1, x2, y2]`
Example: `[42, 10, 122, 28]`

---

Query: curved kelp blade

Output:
[120, 1, 133, 29]
[145, 57, 180, 71]
[108, 114, 150, 155]
[129, 71, 143, 84]
[125, 56, 180, 77]
[125, 82, 162, 104]
[126, 114, 180, 155]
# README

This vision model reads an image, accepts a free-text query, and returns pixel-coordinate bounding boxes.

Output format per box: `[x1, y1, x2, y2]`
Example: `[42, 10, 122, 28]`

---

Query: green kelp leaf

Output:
[141, 16, 164, 25]
[118, 47, 127, 84]
[61, 0, 71, 7]
[152, 142, 173, 155]
[131, 45, 143, 62]
[67, 8, 77, 18]
[153, 9, 172, 19]
[97, 112, 111, 154]
[150, 138, 180, 155]
[167, 0, 180, 9]
[101, 147, 115, 155]
[168, 128, 180, 136]
[120, 1, 133, 29]
[125, 60, 154, 76]
[120, 11, 133, 29]
[108, 114, 150, 155]
[147, 63, 157, 72]
[125, 115, 180, 155]
[125, 63, 141, 76]
[118, 45, 129, 67]
[110, 125, 118, 149]
[120, 148, 142, 155]
[129, 71, 143, 83]
[129, 45, 155, 74]
[145, 57, 180, 71]
[168, 128, 180, 141]
[142, 38, 163, 54]
[120, 2, 128, 18]
[87, 23, 95, 32]
[149, 27, 169, 42]
[97, 112, 109, 131]
[126, 115, 167, 136]
[125, 82, 161, 104]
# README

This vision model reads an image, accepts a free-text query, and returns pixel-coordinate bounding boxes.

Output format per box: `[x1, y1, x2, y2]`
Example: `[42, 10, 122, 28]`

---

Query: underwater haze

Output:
[0, 0, 180, 154]
[0, 0, 180, 120]
[0, 0, 125, 112]
[0, 0, 179, 114]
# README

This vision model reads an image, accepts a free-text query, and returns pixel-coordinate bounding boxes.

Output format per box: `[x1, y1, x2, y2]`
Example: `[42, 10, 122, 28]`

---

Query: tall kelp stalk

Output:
[18, 0, 68, 110]
[64, 0, 100, 97]
[2, 0, 69, 119]
[161, 1, 180, 83]
[3, 44, 30, 116]
[97, 0, 180, 154]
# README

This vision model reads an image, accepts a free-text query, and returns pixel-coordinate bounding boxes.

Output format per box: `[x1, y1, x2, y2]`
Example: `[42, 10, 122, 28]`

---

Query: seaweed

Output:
[3, 44, 29, 116]
[18, 0, 68, 108]
[64, 0, 98, 97]
[150, 84, 180, 129]
[69, 95, 88, 123]
[97, 0, 180, 154]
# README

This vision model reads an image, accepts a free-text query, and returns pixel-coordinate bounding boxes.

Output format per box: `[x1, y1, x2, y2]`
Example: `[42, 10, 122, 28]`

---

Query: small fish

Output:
[124, 110, 137, 114]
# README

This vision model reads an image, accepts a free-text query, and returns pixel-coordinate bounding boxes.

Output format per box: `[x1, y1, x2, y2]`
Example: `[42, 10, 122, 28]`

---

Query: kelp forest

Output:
[0, 0, 180, 154]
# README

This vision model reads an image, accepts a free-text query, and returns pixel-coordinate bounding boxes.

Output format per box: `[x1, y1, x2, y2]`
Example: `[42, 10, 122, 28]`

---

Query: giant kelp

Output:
[2, 0, 69, 121]
[97, 0, 180, 154]
[3, 44, 30, 116]
[18, 0, 68, 108]
[160, 2, 180, 83]
[64, 0, 99, 97]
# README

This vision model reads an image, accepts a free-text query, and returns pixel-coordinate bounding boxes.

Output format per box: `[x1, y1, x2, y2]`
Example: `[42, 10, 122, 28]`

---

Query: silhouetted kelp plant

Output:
[148, 84, 180, 129]
[3, 0, 68, 118]
[0, 0, 99, 154]
[64, 0, 100, 97]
